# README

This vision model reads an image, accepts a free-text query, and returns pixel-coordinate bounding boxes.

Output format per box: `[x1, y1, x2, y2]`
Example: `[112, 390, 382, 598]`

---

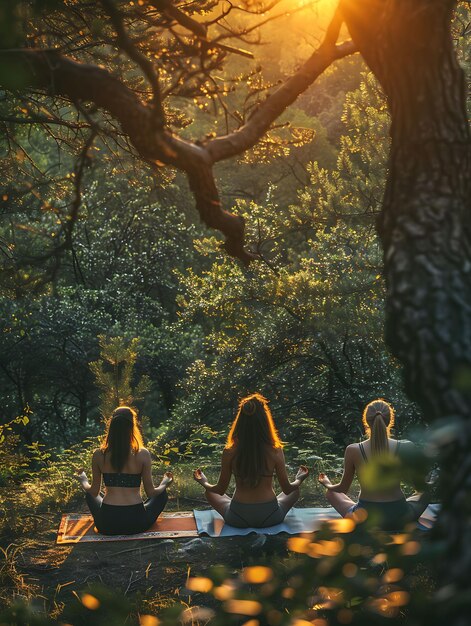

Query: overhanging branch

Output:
[0, 9, 357, 265]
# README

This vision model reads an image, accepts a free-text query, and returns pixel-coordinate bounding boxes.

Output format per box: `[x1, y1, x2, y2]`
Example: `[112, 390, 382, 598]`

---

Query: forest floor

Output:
[1, 489, 328, 617]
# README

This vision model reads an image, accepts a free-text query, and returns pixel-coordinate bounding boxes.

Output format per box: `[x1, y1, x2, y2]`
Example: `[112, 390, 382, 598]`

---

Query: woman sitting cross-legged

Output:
[318, 398, 430, 531]
[76, 406, 173, 535]
[193, 393, 309, 528]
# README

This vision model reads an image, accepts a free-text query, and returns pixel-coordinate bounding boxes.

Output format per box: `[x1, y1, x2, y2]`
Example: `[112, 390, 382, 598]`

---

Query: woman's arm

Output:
[194, 449, 233, 495]
[319, 445, 355, 493]
[274, 449, 309, 495]
[76, 449, 103, 497]
[141, 449, 172, 498]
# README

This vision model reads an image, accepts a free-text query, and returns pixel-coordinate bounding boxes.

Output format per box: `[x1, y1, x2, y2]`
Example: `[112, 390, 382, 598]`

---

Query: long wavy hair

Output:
[226, 393, 282, 488]
[100, 406, 144, 472]
[362, 398, 395, 456]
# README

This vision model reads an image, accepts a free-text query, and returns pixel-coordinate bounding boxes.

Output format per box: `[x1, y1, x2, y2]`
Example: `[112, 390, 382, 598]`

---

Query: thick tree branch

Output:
[0, 49, 252, 261]
[0, 10, 356, 264]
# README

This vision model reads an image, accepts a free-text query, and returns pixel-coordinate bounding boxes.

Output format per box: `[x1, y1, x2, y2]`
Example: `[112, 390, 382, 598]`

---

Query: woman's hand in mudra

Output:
[160, 471, 174, 488]
[318, 472, 333, 488]
[296, 465, 309, 482]
[75, 467, 89, 491]
[193, 468, 208, 485]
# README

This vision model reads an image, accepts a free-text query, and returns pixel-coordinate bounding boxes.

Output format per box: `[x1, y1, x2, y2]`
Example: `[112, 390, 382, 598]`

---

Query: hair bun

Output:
[242, 399, 257, 416]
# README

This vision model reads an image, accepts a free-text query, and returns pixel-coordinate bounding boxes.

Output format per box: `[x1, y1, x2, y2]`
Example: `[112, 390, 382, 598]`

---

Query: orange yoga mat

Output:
[57, 511, 198, 543]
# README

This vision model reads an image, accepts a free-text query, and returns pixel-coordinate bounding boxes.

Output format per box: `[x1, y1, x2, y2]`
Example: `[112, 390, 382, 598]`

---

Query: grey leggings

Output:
[85, 490, 168, 535]
[224, 498, 287, 528]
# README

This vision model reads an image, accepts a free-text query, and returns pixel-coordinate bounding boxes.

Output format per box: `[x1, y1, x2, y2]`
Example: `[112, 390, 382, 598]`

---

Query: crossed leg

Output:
[205, 491, 231, 517]
[325, 489, 356, 517]
[85, 491, 104, 531]
[276, 488, 300, 514]
[406, 491, 431, 521]
[206, 489, 302, 521]
[144, 489, 169, 527]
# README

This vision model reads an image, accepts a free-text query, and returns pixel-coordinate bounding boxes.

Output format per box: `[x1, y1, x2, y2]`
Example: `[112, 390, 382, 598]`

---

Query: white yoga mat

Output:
[194, 505, 440, 537]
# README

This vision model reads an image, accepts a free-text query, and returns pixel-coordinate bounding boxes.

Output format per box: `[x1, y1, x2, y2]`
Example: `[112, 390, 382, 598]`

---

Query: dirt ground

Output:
[3, 495, 299, 616]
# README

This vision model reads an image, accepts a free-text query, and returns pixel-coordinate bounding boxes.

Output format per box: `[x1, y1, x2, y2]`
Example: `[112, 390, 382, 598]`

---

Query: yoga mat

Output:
[194, 504, 440, 537]
[57, 511, 198, 544]
[194, 506, 341, 537]
[58, 505, 441, 543]
[416, 503, 440, 531]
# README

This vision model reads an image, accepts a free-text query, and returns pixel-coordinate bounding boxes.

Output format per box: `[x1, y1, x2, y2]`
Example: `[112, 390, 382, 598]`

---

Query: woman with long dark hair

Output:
[318, 399, 429, 530]
[76, 406, 172, 535]
[193, 393, 309, 528]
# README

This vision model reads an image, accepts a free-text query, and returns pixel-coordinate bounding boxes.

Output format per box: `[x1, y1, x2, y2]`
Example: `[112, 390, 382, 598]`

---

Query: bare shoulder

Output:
[92, 448, 104, 468]
[222, 446, 236, 460]
[345, 443, 358, 455]
[346, 443, 364, 463]
[137, 447, 152, 461]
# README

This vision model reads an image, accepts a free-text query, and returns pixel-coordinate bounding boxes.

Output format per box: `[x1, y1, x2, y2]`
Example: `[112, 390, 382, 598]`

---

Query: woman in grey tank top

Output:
[318, 399, 430, 531]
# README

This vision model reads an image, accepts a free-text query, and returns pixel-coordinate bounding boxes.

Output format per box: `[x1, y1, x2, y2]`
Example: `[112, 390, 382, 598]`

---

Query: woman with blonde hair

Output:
[318, 399, 429, 530]
[76, 406, 172, 535]
[193, 393, 309, 528]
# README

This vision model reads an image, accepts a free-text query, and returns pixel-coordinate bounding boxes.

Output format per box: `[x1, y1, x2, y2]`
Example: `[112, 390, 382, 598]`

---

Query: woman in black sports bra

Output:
[76, 406, 172, 535]
[193, 393, 309, 528]
[318, 399, 429, 530]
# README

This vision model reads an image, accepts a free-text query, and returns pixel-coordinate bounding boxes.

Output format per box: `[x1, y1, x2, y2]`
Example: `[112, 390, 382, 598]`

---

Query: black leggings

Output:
[85, 490, 168, 535]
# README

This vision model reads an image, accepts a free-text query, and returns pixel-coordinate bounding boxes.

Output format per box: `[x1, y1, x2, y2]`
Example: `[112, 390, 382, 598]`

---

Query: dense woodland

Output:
[1, 1, 470, 625]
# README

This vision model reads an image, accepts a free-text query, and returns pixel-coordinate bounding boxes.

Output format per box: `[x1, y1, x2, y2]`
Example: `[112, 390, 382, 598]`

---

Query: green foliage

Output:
[89, 335, 151, 420]
[0, 169, 203, 442]
[0, 437, 99, 539]
[0, 408, 32, 485]
[171, 517, 442, 626]
[0, 407, 30, 445]
[170, 72, 416, 446]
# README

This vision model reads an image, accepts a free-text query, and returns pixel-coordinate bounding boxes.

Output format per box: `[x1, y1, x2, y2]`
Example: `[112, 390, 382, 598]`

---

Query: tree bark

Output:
[341, 0, 471, 617]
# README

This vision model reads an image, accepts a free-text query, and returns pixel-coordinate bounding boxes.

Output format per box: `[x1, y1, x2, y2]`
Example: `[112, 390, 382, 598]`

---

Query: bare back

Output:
[230, 444, 279, 503]
[96, 449, 144, 505]
[354, 438, 409, 502]
[231, 445, 289, 503]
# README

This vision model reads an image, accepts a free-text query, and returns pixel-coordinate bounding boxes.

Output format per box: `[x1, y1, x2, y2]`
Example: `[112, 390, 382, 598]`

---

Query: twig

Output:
[101, 0, 165, 124]
[22, 514, 52, 522]
[107, 544, 166, 558]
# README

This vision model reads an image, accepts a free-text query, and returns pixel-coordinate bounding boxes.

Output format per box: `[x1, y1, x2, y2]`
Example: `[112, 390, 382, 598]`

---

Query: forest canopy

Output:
[0, 0, 408, 447]
[0, 0, 469, 446]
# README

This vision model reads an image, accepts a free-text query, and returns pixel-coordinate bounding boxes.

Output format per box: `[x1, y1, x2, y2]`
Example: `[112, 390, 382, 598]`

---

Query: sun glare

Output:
[282, 0, 339, 22]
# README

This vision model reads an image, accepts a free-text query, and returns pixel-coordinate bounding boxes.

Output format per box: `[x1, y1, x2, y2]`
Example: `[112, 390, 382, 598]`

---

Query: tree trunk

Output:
[341, 0, 471, 618]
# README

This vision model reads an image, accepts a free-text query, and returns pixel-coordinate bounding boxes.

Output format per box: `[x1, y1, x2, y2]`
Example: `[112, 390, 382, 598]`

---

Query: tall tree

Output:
[339, 1, 471, 613]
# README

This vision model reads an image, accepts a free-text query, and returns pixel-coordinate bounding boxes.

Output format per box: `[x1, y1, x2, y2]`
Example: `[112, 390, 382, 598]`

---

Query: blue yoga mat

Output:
[194, 504, 440, 537]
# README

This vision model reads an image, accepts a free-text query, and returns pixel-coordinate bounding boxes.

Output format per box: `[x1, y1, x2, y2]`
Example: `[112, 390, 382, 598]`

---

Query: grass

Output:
[8, 435, 438, 625]
[0, 434, 344, 618]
